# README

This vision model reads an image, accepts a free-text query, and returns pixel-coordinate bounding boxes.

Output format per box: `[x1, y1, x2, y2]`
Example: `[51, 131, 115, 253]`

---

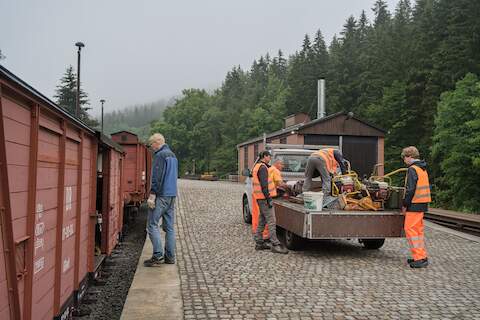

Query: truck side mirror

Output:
[242, 169, 252, 177]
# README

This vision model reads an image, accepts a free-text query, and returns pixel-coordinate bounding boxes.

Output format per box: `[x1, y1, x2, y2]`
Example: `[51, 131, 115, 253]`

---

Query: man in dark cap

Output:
[251, 150, 288, 254]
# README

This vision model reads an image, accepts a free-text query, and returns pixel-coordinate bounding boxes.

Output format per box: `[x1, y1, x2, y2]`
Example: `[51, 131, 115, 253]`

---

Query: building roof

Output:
[236, 111, 386, 148]
[0, 64, 95, 134]
[299, 111, 386, 133]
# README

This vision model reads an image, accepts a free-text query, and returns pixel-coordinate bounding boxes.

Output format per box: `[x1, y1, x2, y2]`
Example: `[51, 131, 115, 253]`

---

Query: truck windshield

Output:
[273, 154, 309, 173]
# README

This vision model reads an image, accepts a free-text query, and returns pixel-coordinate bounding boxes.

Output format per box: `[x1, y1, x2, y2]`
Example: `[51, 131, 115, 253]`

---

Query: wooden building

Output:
[237, 112, 386, 181]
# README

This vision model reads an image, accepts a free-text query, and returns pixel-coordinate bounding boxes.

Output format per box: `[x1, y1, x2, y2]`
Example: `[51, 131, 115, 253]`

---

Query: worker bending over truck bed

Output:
[303, 148, 347, 206]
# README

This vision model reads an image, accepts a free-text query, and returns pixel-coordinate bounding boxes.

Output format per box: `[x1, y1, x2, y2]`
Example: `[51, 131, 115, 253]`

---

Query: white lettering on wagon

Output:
[63, 257, 71, 273]
[34, 238, 44, 255]
[36, 203, 44, 220]
[34, 203, 46, 273]
[34, 257, 45, 274]
[35, 222, 45, 237]
[65, 186, 73, 211]
[62, 224, 74, 240]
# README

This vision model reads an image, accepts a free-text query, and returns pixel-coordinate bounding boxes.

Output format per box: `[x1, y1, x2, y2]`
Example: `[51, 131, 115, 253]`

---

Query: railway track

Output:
[425, 208, 480, 237]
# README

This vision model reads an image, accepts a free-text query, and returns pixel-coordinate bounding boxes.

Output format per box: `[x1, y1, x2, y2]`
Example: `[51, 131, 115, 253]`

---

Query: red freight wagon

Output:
[110, 131, 151, 218]
[95, 133, 124, 264]
[0, 65, 102, 320]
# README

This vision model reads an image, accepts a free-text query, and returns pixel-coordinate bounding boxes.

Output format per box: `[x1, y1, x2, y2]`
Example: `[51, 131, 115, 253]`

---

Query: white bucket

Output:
[303, 191, 324, 211]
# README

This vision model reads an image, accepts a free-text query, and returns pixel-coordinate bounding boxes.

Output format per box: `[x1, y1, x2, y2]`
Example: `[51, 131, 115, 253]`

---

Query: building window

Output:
[254, 143, 259, 159]
[280, 137, 287, 144]
[244, 146, 248, 169]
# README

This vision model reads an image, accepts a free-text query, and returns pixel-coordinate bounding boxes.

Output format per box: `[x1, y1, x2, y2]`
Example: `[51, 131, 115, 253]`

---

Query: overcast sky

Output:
[1, 0, 398, 116]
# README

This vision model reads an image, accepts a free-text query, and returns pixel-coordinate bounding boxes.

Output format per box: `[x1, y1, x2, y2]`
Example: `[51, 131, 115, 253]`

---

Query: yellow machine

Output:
[332, 163, 408, 211]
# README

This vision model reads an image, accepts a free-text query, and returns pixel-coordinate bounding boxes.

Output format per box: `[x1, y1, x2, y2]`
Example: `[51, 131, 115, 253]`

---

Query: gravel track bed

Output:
[74, 205, 147, 320]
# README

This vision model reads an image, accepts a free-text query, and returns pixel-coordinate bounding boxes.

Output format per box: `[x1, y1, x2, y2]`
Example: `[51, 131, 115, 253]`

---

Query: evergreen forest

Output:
[151, 0, 479, 212]
[102, 101, 171, 141]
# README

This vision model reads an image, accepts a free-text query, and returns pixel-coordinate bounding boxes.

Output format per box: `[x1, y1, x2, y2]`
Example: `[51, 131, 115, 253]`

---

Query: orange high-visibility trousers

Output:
[404, 211, 427, 260]
[251, 197, 269, 239]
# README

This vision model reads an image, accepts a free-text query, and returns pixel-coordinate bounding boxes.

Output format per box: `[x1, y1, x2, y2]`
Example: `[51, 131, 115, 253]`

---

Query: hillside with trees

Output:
[102, 100, 171, 141]
[151, 0, 480, 213]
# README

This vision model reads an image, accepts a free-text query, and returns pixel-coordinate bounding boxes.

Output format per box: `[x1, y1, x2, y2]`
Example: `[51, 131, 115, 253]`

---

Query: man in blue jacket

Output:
[144, 133, 178, 266]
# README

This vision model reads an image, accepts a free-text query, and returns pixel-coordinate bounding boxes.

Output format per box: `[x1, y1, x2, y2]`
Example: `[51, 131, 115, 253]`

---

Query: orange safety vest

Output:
[252, 162, 277, 199]
[269, 166, 283, 187]
[311, 148, 338, 174]
[411, 165, 431, 203]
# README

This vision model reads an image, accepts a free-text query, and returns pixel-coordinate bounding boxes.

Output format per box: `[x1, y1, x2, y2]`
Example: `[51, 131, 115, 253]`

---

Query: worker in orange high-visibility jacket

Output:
[303, 148, 347, 207]
[251, 158, 286, 240]
[401, 146, 431, 269]
[251, 151, 288, 254]
[270, 158, 286, 188]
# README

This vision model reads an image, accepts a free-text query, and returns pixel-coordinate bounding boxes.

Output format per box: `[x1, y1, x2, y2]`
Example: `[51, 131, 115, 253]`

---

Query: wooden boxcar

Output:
[0, 65, 123, 320]
[95, 133, 124, 258]
[110, 131, 151, 216]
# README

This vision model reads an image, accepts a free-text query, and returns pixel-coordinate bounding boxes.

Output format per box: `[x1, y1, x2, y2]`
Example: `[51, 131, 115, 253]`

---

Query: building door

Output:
[342, 136, 378, 178]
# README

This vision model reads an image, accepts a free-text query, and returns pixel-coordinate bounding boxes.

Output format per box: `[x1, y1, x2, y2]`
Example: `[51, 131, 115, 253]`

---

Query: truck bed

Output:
[273, 199, 405, 239]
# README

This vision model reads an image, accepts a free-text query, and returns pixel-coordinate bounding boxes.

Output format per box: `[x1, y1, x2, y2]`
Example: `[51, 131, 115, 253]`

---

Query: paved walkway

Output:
[120, 238, 183, 320]
[123, 180, 480, 320]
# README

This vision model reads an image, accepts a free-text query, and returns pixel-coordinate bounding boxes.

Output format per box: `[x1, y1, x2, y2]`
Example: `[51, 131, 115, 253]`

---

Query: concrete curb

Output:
[120, 237, 183, 320]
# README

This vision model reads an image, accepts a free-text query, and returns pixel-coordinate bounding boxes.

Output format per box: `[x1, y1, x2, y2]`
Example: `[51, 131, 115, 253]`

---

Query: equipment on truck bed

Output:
[311, 163, 408, 211]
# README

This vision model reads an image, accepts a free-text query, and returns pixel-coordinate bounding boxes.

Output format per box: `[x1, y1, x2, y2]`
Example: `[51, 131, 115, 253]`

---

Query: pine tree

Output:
[54, 65, 97, 127]
[372, 0, 391, 27]
[312, 29, 329, 79]
[270, 50, 287, 81]
[327, 16, 364, 114]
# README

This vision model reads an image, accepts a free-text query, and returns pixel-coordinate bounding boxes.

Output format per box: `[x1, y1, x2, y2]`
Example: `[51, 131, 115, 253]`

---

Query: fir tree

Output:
[54, 65, 97, 126]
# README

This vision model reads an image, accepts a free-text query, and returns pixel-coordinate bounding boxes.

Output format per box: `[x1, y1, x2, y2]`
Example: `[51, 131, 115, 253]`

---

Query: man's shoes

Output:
[255, 242, 271, 251]
[164, 257, 176, 264]
[144, 256, 164, 267]
[409, 258, 428, 268]
[271, 244, 289, 254]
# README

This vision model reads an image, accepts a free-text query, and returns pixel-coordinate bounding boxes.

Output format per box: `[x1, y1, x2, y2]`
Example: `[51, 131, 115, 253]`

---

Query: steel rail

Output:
[425, 208, 480, 236]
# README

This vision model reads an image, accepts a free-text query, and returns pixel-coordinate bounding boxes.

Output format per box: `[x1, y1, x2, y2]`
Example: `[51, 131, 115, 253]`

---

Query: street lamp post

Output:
[100, 99, 106, 133]
[75, 42, 85, 118]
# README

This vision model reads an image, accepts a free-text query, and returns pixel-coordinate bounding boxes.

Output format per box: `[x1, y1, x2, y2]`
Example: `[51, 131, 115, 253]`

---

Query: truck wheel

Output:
[242, 195, 252, 224]
[284, 229, 305, 251]
[360, 238, 385, 250]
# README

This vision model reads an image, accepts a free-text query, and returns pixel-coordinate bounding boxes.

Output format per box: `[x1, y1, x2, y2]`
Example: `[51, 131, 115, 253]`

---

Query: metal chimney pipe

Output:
[317, 78, 325, 119]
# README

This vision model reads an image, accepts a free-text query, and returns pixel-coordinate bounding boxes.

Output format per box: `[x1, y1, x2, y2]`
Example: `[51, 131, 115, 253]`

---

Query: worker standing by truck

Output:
[303, 148, 347, 206]
[270, 158, 286, 188]
[401, 146, 430, 268]
[251, 158, 286, 241]
[252, 151, 288, 254]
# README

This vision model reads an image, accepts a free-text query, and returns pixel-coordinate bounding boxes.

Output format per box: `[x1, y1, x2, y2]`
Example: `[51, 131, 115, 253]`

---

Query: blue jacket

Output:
[150, 144, 178, 197]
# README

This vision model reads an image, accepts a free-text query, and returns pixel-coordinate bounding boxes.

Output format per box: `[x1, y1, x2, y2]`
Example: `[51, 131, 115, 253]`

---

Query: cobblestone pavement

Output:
[176, 180, 480, 320]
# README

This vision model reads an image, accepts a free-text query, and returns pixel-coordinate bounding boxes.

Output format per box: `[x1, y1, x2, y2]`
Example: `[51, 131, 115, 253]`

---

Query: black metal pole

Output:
[100, 99, 105, 133]
[75, 42, 85, 118]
